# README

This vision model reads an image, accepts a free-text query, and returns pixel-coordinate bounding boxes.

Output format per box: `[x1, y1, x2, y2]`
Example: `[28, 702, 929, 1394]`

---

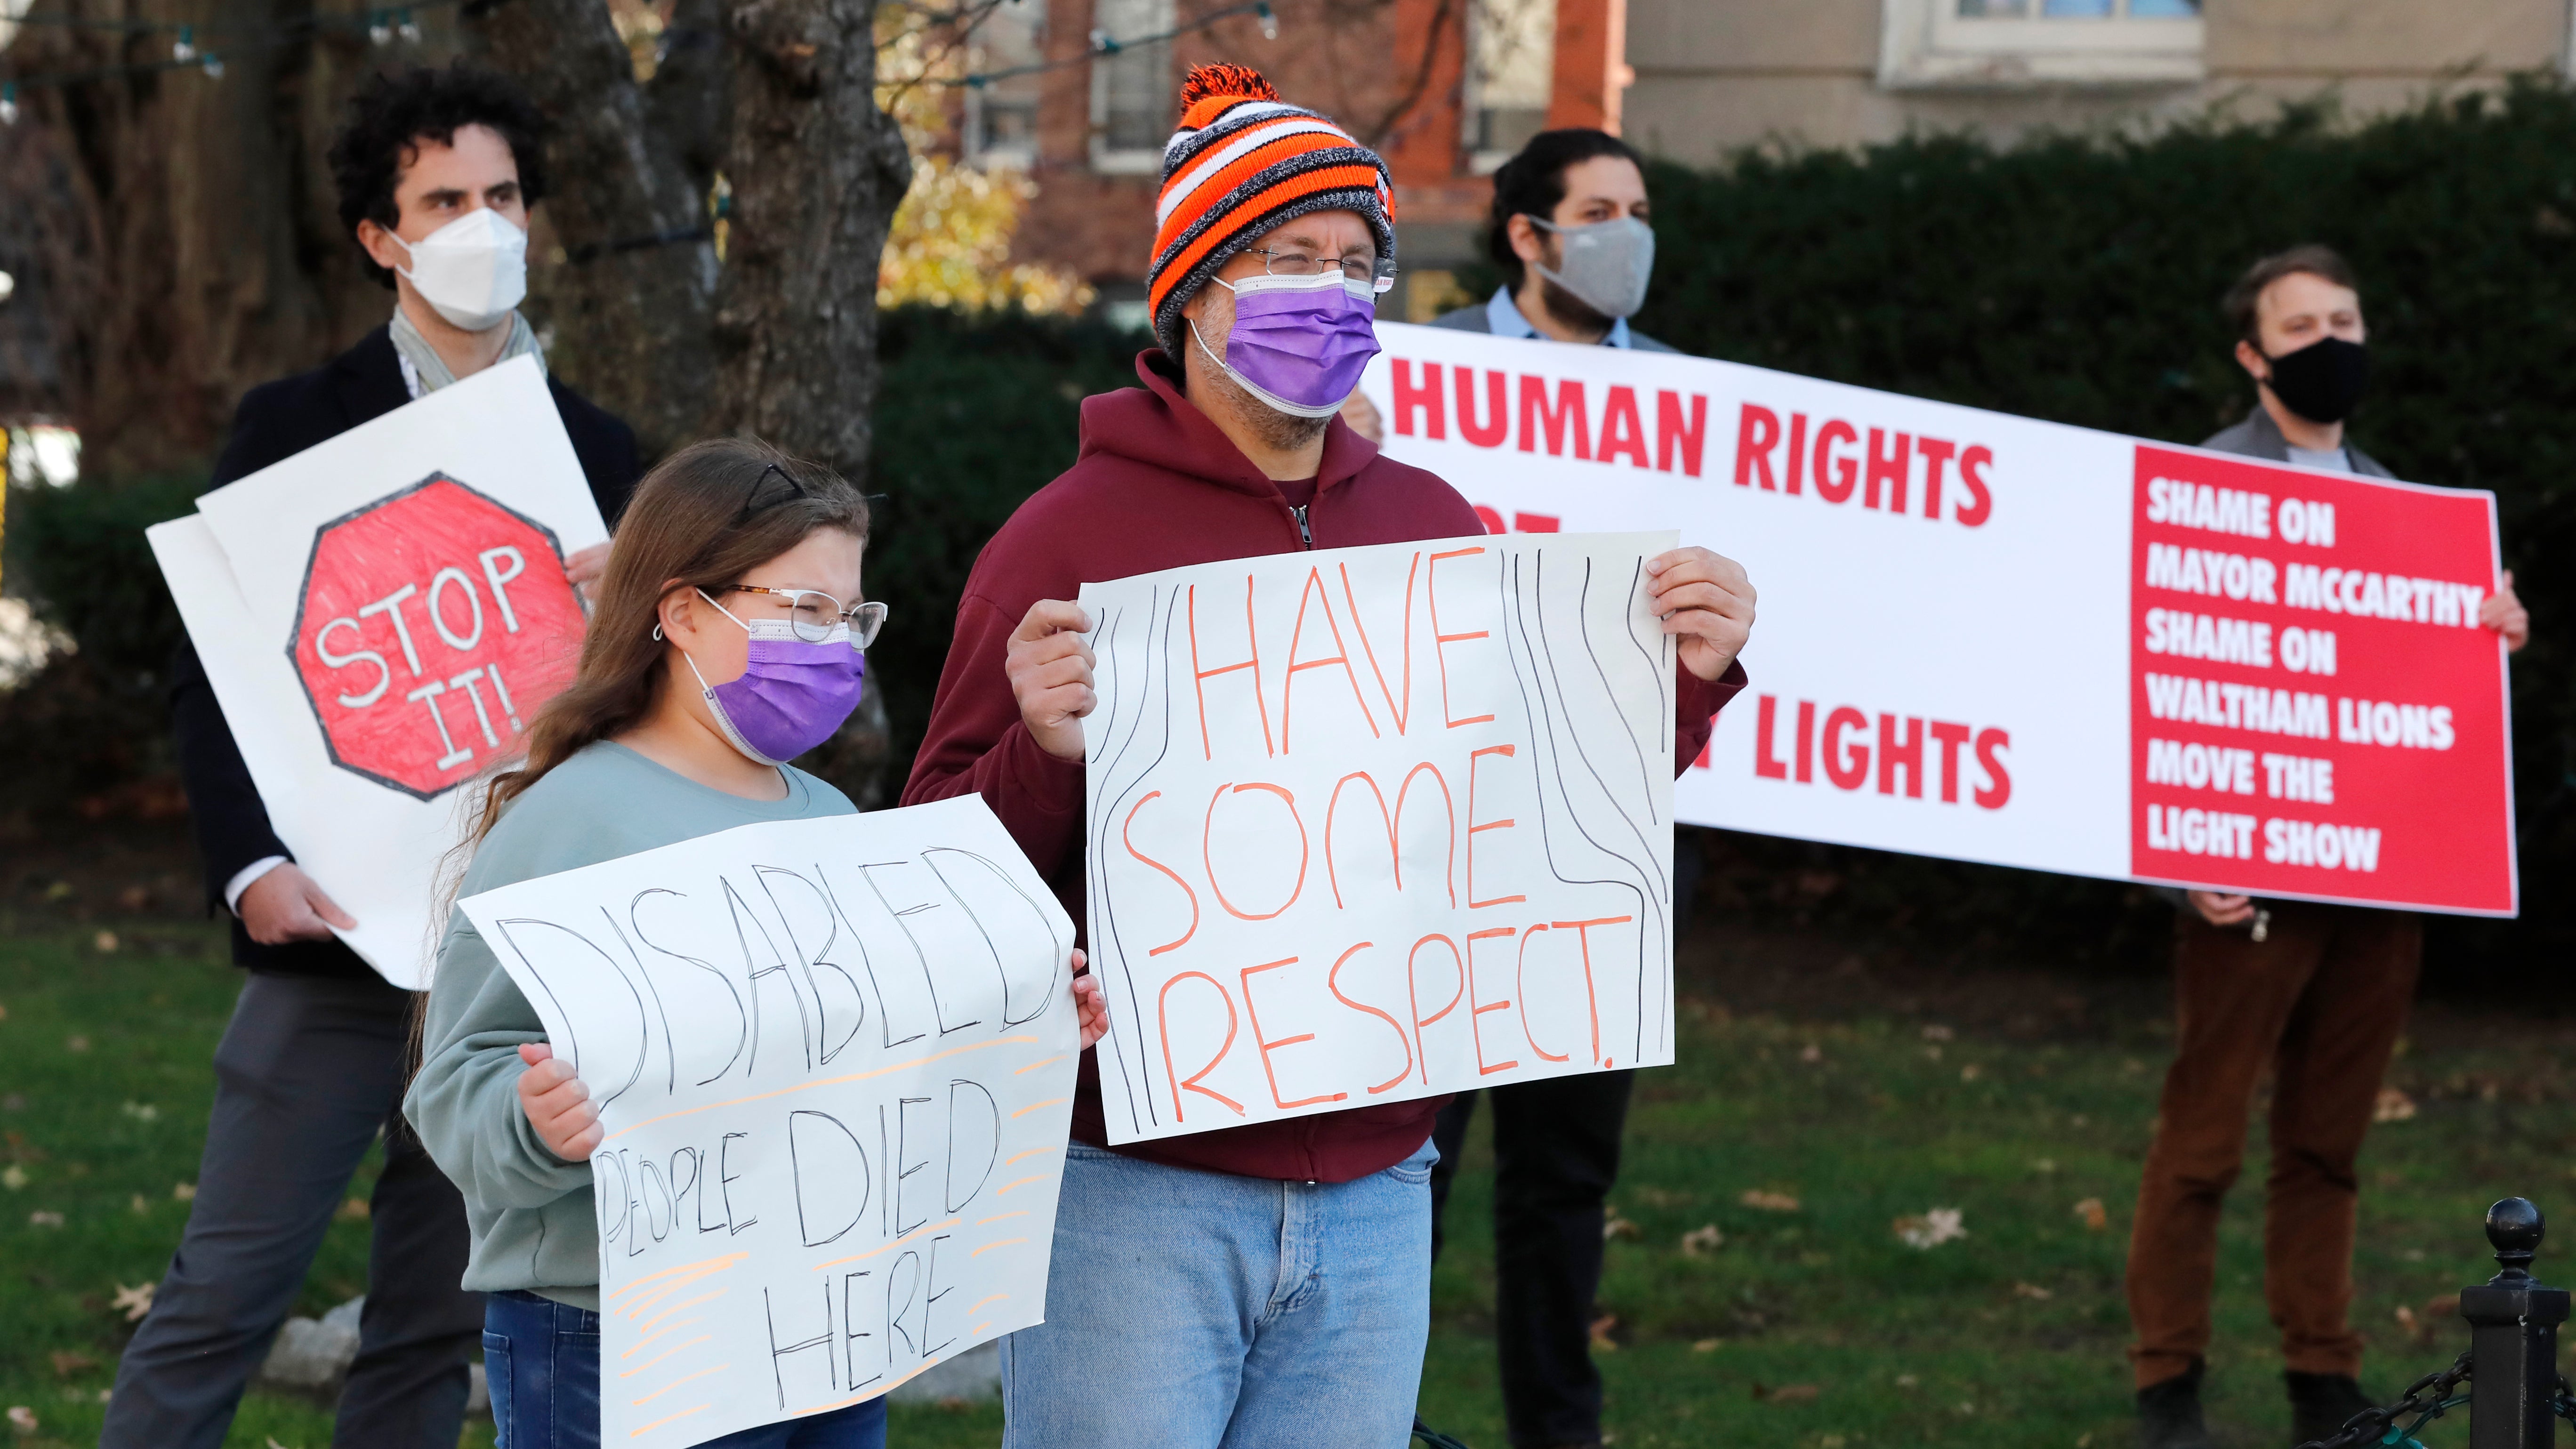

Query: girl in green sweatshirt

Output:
[405, 436, 1106, 1449]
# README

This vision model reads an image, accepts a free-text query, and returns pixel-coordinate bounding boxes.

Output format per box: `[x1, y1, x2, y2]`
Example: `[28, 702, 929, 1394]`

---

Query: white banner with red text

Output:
[1356, 322, 2514, 917]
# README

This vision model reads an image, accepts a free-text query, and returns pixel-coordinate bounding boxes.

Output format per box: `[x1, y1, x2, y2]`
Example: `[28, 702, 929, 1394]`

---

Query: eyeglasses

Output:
[737, 462, 809, 523]
[721, 585, 888, 648]
[1244, 248, 1398, 295]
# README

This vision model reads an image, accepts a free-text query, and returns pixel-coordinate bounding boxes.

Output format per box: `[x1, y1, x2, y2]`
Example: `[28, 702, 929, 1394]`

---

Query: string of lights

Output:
[942, 0, 1276, 88]
[0, 0, 468, 121]
[0, 0, 1281, 125]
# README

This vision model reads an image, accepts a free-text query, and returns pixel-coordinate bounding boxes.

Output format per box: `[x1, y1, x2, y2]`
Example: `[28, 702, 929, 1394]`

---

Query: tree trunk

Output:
[712, 0, 910, 483]
[5, 2, 391, 475]
[465, 0, 721, 461]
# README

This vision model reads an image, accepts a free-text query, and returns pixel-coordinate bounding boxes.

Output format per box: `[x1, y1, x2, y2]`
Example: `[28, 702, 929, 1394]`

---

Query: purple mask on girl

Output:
[681, 590, 867, 766]
[1190, 270, 1382, 419]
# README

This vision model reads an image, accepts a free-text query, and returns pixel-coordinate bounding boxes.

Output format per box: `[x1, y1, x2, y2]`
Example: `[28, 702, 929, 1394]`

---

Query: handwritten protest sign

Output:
[1079, 532, 1678, 1145]
[1360, 323, 2515, 915]
[147, 357, 608, 983]
[457, 796, 1078, 1447]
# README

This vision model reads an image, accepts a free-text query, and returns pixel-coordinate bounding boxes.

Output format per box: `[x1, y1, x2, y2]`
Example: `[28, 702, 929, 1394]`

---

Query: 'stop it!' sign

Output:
[288, 473, 584, 799]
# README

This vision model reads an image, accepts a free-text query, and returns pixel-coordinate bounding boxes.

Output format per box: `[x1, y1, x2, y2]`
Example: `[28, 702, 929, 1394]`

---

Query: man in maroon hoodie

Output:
[902, 64, 1753, 1449]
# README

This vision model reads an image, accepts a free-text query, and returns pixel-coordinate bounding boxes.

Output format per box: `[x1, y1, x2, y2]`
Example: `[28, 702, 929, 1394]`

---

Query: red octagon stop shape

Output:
[289, 473, 585, 799]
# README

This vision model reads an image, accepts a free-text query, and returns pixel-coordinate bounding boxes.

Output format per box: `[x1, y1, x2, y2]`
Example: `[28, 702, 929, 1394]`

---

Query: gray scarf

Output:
[388, 306, 547, 397]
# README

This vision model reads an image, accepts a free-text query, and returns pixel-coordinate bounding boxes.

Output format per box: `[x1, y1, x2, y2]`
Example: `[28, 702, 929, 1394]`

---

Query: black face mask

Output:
[2261, 335, 2370, 425]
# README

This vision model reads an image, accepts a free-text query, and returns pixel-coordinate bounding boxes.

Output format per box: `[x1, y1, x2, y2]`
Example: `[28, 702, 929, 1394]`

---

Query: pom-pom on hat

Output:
[1146, 63, 1396, 359]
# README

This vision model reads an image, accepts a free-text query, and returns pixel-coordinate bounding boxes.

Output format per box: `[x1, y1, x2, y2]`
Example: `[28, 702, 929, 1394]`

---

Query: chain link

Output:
[2292, 1350, 2471, 1449]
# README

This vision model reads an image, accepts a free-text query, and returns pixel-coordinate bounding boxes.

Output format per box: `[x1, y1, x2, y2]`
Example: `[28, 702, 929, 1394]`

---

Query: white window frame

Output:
[965, 88, 1040, 169]
[1879, 0, 2206, 90]
[1088, 0, 1175, 175]
[1463, 0, 1557, 176]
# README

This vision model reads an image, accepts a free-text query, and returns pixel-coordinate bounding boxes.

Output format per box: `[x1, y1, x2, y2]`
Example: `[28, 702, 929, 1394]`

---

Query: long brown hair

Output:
[411, 437, 869, 1050]
[469, 435, 871, 845]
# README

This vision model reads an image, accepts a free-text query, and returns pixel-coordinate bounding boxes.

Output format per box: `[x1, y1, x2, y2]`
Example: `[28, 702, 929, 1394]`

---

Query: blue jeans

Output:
[999, 1138, 1437, 1449]
[483, 1291, 887, 1449]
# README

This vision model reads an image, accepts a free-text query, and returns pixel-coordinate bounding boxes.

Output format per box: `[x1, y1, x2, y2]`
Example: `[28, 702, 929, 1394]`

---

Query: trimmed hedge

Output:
[1625, 82, 2576, 980]
[19, 80, 2576, 977]
[866, 306, 1144, 764]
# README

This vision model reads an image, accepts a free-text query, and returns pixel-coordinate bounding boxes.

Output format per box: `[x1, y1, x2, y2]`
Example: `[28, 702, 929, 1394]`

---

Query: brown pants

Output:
[2125, 901, 2421, 1390]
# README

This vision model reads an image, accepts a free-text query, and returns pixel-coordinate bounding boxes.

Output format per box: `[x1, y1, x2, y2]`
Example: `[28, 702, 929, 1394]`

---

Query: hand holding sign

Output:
[2482, 570, 2528, 652]
[515, 1042, 604, 1161]
[1643, 545, 1756, 682]
[1009, 600, 1098, 762]
[237, 863, 359, 946]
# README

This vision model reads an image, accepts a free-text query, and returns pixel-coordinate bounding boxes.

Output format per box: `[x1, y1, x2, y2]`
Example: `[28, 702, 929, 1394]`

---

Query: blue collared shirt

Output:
[1484, 286, 1636, 349]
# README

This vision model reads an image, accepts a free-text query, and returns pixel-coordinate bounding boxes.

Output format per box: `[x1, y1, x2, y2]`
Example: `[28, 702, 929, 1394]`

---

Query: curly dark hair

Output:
[329, 63, 550, 289]
[1485, 128, 1646, 290]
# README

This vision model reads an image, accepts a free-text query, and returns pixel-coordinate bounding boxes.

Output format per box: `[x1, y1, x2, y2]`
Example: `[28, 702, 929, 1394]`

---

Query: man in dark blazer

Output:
[105, 64, 641, 1449]
[1413, 127, 1692, 1449]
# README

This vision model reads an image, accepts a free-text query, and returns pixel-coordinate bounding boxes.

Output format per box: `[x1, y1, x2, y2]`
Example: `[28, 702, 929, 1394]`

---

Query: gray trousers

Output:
[102, 971, 482, 1449]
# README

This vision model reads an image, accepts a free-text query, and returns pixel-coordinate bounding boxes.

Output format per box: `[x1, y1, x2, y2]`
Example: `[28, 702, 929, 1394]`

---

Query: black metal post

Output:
[2465, 1198, 2570, 1449]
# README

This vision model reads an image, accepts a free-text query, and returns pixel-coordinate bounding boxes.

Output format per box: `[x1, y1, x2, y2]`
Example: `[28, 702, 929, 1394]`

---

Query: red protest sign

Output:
[287, 473, 583, 799]
[2127, 445, 2514, 915]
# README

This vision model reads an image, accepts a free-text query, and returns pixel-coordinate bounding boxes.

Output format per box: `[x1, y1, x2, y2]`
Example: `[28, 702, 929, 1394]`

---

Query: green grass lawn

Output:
[0, 916, 2559, 1448]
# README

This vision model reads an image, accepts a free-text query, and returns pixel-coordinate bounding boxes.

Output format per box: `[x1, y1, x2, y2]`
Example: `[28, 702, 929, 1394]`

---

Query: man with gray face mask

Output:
[1417, 125, 1676, 1449]
[1434, 128, 1674, 355]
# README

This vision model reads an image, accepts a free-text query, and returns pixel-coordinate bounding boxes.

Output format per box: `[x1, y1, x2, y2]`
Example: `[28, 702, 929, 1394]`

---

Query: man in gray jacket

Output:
[2127, 245, 2528, 1449]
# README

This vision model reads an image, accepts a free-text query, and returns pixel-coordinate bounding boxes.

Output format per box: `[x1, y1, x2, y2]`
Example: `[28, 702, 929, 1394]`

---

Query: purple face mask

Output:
[1191, 269, 1382, 418]
[681, 591, 867, 766]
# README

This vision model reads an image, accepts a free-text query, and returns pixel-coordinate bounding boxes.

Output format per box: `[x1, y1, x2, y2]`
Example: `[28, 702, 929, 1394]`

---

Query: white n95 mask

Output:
[389, 208, 528, 333]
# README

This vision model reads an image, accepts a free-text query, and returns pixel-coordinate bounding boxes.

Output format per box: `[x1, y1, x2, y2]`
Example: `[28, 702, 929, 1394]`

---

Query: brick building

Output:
[958, 0, 2576, 331]
[958, 0, 1632, 330]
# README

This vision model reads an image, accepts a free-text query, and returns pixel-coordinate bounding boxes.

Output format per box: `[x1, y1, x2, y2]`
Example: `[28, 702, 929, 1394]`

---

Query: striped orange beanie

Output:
[1147, 63, 1396, 358]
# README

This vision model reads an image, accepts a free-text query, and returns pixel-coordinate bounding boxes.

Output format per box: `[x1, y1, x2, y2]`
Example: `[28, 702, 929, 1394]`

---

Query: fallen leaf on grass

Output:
[2394, 1304, 2429, 1345]
[93, 931, 119, 954]
[111, 1283, 153, 1321]
[337, 1197, 371, 1223]
[1588, 1314, 1619, 1352]
[8, 1405, 36, 1435]
[172, 1182, 195, 1202]
[1740, 1189, 1800, 1212]
[1799, 1043, 1823, 1063]
[2031, 1158, 2057, 1174]
[1960, 1063, 1983, 1082]
[2375, 1088, 2418, 1123]
[120, 1102, 158, 1123]
[46, 1352, 93, 1379]
[1752, 1382, 1820, 1404]
[1893, 1207, 1967, 1249]
[27, 1211, 62, 1228]
[1691, 1339, 1720, 1353]
[2012, 1281, 2053, 1300]
[65, 1036, 89, 1053]
[1921, 1025, 1954, 1042]
[2072, 1197, 2109, 1231]
[1680, 1224, 1725, 1257]
[1, 1166, 25, 1191]
[129, 1194, 148, 1215]
[1895, 1374, 1919, 1388]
